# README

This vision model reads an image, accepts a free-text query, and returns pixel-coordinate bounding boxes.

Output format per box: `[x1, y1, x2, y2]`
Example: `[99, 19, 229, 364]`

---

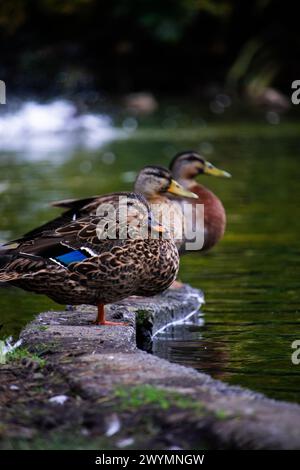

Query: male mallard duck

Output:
[0, 193, 179, 326]
[169, 151, 231, 253]
[20, 166, 198, 243]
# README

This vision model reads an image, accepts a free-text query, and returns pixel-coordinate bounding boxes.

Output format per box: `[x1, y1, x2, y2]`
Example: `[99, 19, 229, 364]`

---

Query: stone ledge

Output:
[1, 285, 300, 450]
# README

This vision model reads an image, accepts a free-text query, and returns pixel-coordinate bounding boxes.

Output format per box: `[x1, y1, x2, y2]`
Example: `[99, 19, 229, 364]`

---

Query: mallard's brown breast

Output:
[184, 184, 226, 252]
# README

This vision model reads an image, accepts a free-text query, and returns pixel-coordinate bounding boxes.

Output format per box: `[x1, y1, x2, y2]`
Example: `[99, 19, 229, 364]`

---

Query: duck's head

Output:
[169, 151, 231, 181]
[134, 165, 198, 200]
[119, 192, 168, 236]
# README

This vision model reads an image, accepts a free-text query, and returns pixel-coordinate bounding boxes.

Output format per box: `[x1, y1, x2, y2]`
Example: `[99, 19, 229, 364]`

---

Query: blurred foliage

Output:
[0, 0, 26, 34]
[0, 0, 298, 94]
[0, 0, 231, 37]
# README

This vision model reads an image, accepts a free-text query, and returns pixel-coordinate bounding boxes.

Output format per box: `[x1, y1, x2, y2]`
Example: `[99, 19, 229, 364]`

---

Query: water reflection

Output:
[0, 100, 118, 157]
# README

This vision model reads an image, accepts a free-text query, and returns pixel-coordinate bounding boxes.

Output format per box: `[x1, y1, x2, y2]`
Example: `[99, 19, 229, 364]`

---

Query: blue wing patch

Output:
[55, 250, 87, 266]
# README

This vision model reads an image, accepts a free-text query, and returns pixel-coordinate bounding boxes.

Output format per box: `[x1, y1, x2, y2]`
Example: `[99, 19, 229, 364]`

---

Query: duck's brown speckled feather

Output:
[17, 192, 143, 242]
[0, 195, 179, 306]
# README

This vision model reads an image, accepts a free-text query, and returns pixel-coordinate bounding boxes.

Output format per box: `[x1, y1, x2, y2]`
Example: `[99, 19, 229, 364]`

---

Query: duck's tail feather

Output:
[0, 253, 13, 268]
[0, 251, 17, 282]
[0, 249, 42, 282]
[0, 271, 20, 282]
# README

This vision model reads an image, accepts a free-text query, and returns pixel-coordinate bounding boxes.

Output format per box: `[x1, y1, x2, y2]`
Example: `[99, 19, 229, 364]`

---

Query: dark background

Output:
[0, 0, 299, 99]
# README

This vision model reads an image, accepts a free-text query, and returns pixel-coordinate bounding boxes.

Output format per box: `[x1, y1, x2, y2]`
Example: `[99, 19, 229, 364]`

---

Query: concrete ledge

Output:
[1, 285, 300, 450]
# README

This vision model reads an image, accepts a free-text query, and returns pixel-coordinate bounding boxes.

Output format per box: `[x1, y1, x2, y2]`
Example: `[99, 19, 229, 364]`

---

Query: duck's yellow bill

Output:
[167, 179, 198, 199]
[204, 163, 231, 178]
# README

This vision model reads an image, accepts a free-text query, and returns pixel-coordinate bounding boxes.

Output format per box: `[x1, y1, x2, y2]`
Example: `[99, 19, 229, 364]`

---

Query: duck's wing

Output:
[0, 215, 122, 282]
[7, 215, 115, 255]
[11, 192, 138, 243]
[14, 196, 104, 242]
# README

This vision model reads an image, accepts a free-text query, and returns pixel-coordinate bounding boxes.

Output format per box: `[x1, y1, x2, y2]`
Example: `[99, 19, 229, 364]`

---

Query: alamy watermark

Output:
[291, 80, 300, 104]
[94, 196, 205, 250]
[291, 340, 300, 365]
[0, 80, 6, 104]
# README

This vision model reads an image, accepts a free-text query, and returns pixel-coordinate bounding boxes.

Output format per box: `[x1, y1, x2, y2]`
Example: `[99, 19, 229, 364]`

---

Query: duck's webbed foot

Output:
[98, 320, 129, 326]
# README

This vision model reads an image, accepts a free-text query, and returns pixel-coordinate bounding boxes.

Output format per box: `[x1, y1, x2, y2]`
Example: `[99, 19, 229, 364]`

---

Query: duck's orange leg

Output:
[95, 304, 128, 326]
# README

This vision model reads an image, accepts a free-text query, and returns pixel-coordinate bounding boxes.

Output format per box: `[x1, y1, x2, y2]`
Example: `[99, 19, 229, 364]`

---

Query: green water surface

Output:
[0, 103, 300, 403]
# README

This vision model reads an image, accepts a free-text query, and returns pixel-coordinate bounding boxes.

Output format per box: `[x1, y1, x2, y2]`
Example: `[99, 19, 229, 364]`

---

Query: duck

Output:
[0, 193, 179, 326]
[169, 151, 231, 253]
[19, 166, 198, 244]
[134, 165, 198, 244]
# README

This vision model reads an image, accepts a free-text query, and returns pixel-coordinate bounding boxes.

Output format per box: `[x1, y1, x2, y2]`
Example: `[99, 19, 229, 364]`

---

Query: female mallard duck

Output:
[134, 165, 198, 243]
[0, 193, 179, 326]
[169, 151, 231, 253]
[20, 166, 198, 243]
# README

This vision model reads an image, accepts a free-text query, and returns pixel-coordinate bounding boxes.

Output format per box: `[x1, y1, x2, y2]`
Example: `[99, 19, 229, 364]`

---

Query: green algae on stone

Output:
[7, 347, 46, 368]
[136, 309, 153, 326]
[114, 384, 205, 414]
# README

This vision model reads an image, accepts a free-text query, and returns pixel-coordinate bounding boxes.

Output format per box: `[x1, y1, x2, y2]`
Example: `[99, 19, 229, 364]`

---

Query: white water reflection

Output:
[0, 100, 120, 159]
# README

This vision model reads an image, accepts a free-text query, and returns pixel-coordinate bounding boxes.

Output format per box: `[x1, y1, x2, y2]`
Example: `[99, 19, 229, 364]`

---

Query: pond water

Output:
[0, 101, 300, 404]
